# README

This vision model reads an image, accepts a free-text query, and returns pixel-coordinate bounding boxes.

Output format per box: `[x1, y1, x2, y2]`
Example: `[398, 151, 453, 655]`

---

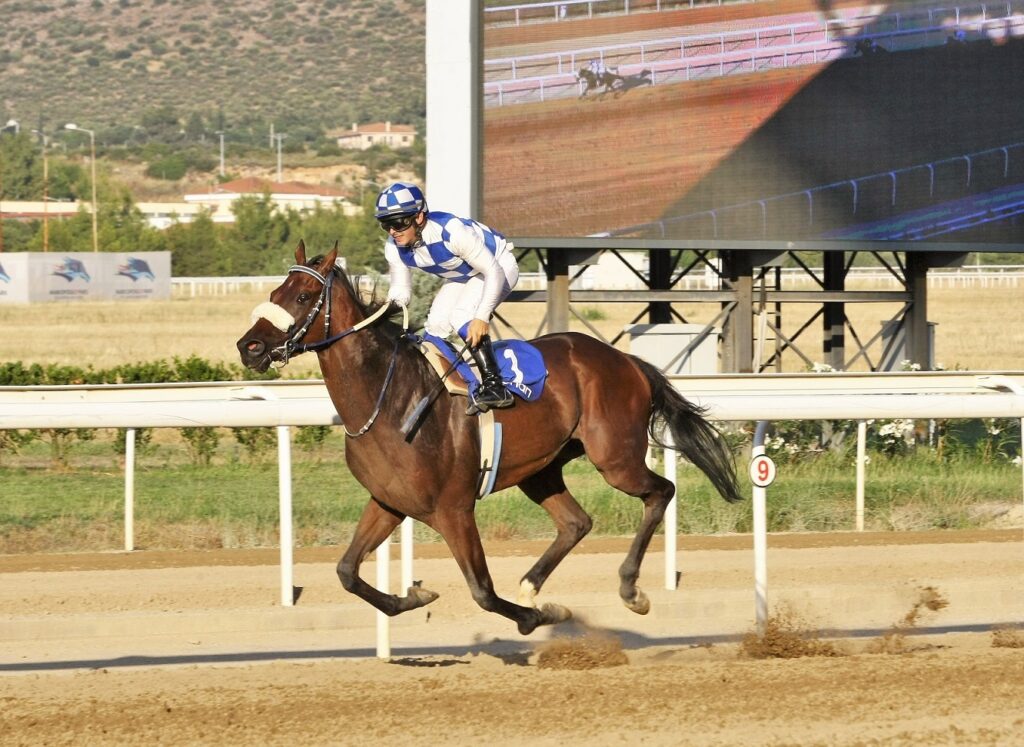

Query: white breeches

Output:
[424, 251, 519, 340]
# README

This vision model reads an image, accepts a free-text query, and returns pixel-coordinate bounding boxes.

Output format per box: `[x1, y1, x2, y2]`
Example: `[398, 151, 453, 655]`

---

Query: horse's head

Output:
[236, 240, 339, 373]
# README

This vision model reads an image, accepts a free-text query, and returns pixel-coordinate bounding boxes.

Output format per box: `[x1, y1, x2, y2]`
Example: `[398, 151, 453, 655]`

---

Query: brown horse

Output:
[236, 242, 741, 635]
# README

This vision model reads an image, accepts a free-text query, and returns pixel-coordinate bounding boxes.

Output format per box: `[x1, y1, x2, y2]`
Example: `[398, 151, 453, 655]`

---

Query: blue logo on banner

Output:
[118, 257, 155, 281]
[53, 257, 91, 282]
[0, 262, 9, 283]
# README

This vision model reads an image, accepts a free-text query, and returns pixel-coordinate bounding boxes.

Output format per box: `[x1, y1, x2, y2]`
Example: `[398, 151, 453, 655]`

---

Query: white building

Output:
[1, 178, 360, 233]
[0, 199, 199, 230]
[183, 177, 359, 223]
[332, 121, 417, 150]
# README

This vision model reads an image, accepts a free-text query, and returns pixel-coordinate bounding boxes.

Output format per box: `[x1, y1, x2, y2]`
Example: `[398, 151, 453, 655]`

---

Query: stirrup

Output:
[466, 385, 513, 416]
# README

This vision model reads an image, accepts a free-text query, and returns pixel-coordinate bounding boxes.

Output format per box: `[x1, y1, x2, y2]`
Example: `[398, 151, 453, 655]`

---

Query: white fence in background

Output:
[484, 2, 1024, 106]
[171, 274, 378, 297]
[172, 266, 1024, 297]
[2, 371, 1023, 655]
[483, 0, 737, 28]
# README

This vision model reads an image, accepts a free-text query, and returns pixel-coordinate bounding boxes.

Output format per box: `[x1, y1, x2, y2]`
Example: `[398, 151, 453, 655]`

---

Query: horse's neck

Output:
[317, 288, 401, 417]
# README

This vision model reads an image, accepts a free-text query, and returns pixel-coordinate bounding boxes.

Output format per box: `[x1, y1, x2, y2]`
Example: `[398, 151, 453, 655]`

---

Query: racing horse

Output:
[576, 66, 624, 97]
[236, 242, 742, 635]
[855, 38, 889, 56]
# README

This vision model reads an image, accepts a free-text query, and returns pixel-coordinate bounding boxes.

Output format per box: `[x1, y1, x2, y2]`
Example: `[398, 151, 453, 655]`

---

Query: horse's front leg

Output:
[336, 498, 439, 616]
[434, 507, 571, 635]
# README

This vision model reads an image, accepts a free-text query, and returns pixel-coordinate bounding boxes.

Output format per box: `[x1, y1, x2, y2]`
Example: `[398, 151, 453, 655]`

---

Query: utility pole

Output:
[215, 130, 225, 177]
[32, 129, 50, 251]
[65, 123, 98, 252]
[275, 133, 286, 183]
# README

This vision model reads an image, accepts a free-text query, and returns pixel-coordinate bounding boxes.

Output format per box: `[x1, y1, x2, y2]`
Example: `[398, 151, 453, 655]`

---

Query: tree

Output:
[0, 131, 41, 200]
[221, 195, 294, 275]
[140, 105, 183, 143]
[184, 112, 205, 143]
[98, 192, 167, 254]
[166, 212, 221, 276]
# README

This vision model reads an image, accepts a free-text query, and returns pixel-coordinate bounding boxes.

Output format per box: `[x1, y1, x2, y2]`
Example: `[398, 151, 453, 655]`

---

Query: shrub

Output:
[145, 154, 188, 181]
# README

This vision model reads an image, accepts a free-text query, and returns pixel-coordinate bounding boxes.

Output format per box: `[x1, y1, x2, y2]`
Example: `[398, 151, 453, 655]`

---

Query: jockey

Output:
[588, 57, 606, 78]
[376, 181, 518, 414]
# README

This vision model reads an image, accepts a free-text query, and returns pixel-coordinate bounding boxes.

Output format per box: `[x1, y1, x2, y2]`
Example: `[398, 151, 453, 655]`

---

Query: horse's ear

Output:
[318, 246, 339, 275]
[295, 240, 307, 265]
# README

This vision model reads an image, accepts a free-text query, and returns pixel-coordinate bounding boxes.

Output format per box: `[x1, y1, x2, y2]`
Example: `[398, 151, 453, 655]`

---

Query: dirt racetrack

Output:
[1, 530, 1022, 745]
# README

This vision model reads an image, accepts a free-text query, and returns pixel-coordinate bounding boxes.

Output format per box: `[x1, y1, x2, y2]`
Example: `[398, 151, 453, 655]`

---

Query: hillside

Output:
[0, 0, 425, 138]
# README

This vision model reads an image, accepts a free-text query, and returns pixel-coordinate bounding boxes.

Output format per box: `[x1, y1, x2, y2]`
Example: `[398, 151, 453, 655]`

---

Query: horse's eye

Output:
[297, 292, 311, 304]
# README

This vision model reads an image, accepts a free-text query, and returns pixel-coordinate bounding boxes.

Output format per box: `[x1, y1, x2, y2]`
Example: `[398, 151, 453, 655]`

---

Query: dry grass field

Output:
[0, 283, 1022, 375]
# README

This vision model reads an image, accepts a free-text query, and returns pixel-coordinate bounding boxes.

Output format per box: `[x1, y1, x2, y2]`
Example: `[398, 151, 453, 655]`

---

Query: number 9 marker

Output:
[749, 453, 777, 488]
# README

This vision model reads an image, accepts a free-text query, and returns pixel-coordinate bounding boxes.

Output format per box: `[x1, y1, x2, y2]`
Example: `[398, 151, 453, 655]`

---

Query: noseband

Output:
[260, 263, 408, 438]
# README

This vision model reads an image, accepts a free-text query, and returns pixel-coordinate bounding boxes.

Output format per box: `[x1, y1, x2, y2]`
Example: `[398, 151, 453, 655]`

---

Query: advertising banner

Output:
[0, 253, 30, 304]
[0, 252, 171, 304]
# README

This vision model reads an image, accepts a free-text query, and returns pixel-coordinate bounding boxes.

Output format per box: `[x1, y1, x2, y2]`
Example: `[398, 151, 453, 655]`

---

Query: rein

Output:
[271, 263, 409, 438]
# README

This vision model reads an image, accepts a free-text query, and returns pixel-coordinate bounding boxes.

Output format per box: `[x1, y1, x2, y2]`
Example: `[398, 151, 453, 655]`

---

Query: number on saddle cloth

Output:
[421, 332, 547, 402]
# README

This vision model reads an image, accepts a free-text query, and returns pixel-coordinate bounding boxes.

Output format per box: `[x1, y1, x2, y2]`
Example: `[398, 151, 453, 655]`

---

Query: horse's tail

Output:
[633, 356, 743, 503]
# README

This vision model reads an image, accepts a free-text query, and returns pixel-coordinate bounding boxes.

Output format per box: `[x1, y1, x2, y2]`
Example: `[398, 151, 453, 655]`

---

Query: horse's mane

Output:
[307, 254, 407, 341]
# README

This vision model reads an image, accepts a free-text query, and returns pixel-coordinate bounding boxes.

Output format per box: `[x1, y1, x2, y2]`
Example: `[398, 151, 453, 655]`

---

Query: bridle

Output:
[264, 263, 409, 438]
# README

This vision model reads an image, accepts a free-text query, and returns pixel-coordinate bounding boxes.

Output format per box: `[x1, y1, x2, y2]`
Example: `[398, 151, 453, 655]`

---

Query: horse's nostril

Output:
[246, 340, 264, 355]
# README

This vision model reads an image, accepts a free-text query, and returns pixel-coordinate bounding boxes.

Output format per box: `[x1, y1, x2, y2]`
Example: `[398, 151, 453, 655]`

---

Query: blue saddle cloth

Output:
[421, 333, 547, 402]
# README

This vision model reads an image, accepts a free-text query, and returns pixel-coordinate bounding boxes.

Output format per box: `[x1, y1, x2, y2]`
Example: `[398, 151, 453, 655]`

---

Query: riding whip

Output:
[400, 341, 469, 440]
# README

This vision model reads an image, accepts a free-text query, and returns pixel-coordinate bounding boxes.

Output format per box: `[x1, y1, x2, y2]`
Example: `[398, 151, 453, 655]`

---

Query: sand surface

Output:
[1, 530, 1022, 745]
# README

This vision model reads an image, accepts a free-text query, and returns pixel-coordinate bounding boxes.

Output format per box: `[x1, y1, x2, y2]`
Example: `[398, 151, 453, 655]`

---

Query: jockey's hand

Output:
[466, 319, 489, 348]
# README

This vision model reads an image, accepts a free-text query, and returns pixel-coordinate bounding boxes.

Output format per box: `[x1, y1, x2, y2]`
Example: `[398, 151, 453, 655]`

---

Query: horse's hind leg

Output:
[615, 469, 675, 614]
[337, 498, 439, 616]
[433, 507, 571, 635]
[516, 464, 593, 607]
[590, 446, 676, 614]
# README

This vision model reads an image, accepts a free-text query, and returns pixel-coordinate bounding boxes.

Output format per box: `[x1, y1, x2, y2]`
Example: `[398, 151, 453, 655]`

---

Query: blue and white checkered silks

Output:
[389, 212, 506, 280]
[375, 182, 426, 219]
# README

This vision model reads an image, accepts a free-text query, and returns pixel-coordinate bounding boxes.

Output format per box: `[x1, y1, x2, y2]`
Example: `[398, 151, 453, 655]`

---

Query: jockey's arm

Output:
[384, 242, 412, 308]
[450, 223, 507, 344]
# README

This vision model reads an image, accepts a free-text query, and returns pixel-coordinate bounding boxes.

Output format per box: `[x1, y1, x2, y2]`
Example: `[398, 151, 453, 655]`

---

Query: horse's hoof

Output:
[539, 602, 572, 626]
[405, 585, 439, 609]
[623, 589, 650, 615]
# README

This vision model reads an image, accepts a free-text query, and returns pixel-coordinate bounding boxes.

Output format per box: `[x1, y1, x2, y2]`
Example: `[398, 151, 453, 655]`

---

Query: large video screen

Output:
[481, 0, 1024, 244]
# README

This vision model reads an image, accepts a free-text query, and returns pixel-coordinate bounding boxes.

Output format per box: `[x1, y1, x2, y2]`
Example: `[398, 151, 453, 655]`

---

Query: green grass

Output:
[0, 430, 1020, 554]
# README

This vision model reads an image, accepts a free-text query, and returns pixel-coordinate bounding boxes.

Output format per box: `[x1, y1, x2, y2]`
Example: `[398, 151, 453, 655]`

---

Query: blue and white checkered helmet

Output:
[374, 182, 427, 219]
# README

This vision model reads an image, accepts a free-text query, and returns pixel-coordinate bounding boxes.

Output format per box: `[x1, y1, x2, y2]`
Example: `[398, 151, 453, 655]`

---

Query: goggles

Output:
[378, 214, 418, 233]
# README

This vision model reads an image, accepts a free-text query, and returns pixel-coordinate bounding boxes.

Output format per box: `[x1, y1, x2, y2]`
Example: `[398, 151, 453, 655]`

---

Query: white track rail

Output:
[3, 371, 1022, 653]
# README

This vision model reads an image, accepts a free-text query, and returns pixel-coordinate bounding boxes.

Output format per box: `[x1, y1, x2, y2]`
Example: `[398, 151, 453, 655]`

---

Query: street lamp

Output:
[0, 119, 20, 254]
[215, 130, 225, 177]
[31, 129, 50, 252]
[274, 133, 286, 183]
[65, 123, 98, 253]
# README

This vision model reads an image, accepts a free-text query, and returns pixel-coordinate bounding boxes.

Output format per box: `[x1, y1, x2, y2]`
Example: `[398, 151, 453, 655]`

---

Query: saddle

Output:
[416, 334, 547, 404]
[415, 336, 548, 498]
[418, 338, 470, 397]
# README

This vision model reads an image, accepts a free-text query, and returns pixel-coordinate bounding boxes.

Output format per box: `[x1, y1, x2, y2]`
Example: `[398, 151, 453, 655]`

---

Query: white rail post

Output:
[277, 425, 294, 607]
[856, 420, 867, 531]
[376, 535, 391, 659]
[401, 516, 414, 594]
[124, 427, 135, 552]
[663, 433, 678, 590]
[749, 421, 776, 636]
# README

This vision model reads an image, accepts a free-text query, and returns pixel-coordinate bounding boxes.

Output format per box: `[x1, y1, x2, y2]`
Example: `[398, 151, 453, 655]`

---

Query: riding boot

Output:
[467, 335, 514, 415]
